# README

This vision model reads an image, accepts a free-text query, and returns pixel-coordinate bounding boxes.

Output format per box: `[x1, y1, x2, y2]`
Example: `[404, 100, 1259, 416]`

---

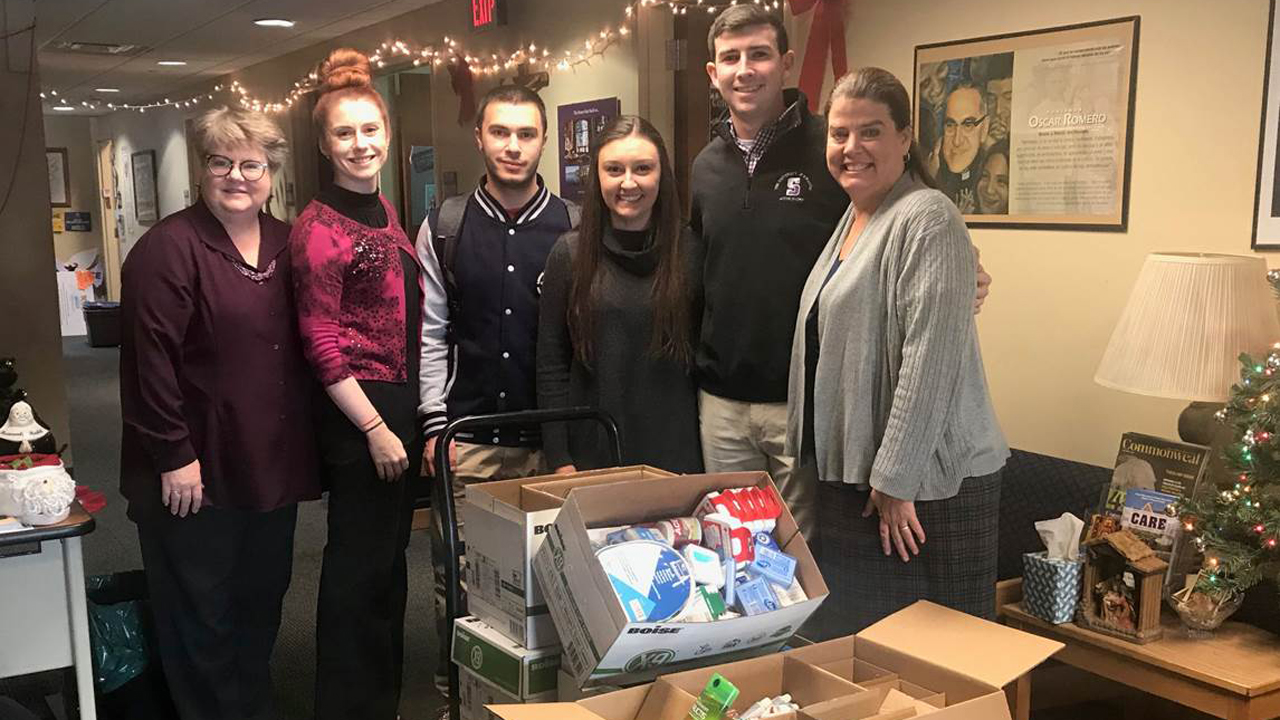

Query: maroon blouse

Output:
[119, 200, 321, 518]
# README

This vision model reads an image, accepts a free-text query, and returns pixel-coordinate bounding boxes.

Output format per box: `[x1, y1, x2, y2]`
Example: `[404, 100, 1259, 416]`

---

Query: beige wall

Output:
[2, 2, 71, 460]
[44, 115, 106, 267]
[836, 0, 1274, 467]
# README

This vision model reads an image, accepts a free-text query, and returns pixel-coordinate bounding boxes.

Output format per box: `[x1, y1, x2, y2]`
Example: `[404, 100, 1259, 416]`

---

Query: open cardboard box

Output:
[531, 471, 828, 687]
[659, 654, 863, 719]
[464, 466, 675, 648]
[490, 681, 698, 720]
[785, 601, 1062, 719]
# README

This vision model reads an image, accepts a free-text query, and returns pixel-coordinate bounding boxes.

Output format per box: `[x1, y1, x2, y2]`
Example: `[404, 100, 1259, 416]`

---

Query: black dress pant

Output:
[136, 503, 298, 720]
[314, 450, 418, 720]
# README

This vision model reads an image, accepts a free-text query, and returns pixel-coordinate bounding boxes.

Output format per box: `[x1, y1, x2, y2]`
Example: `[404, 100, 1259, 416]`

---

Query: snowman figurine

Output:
[0, 401, 55, 455]
[0, 463, 76, 525]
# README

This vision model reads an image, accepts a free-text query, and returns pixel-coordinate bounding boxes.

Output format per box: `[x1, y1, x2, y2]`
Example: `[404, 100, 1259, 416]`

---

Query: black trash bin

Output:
[82, 302, 121, 348]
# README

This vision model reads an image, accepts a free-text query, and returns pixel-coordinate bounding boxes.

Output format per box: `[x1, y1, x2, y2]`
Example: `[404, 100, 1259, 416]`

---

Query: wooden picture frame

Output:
[914, 16, 1140, 231]
[131, 150, 159, 224]
[1253, 0, 1280, 249]
[46, 148, 70, 207]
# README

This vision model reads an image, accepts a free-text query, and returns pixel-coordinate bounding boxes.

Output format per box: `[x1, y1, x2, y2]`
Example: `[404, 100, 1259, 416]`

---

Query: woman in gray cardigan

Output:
[786, 67, 1009, 635]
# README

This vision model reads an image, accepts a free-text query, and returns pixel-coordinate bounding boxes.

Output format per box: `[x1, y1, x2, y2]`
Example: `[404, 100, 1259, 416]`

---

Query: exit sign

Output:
[472, 0, 505, 29]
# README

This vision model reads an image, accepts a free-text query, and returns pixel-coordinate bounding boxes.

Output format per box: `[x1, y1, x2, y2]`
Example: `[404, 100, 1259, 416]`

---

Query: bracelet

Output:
[363, 418, 385, 434]
[360, 416, 384, 433]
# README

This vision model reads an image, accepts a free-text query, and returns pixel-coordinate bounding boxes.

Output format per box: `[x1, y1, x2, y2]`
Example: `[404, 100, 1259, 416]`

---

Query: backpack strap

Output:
[432, 195, 470, 344]
[563, 199, 582, 230]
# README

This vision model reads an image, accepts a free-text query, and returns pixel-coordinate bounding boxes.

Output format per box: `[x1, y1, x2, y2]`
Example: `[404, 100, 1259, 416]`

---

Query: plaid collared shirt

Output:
[724, 97, 805, 177]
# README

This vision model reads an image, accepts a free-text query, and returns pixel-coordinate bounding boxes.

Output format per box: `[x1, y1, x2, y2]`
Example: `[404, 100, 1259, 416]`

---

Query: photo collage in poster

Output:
[558, 97, 621, 203]
[915, 18, 1138, 229]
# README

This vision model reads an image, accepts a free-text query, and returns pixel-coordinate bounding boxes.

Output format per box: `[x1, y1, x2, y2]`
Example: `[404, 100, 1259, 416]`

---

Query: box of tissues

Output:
[1022, 551, 1083, 624]
[1022, 512, 1085, 624]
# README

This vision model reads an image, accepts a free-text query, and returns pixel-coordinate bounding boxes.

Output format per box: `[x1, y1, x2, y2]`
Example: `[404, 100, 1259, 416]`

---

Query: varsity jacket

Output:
[416, 176, 574, 445]
[690, 89, 850, 403]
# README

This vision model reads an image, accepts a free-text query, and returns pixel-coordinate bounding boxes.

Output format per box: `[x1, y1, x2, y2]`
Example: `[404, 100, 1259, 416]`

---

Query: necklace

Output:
[233, 257, 276, 284]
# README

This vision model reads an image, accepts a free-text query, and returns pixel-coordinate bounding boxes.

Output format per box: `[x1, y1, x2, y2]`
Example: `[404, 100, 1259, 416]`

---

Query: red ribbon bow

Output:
[789, 0, 848, 112]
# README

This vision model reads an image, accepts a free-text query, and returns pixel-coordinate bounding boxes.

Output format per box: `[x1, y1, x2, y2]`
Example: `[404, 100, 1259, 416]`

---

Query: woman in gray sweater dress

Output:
[786, 67, 1009, 635]
[537, 116, 703, 474]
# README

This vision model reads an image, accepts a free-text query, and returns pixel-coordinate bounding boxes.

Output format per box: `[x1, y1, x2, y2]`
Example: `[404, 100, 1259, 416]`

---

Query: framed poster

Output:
[915, 17, 1139, 230]
[1253, 0, 1280, 249]
[47, 148, 70, 207]
[131, 150, 159, 224]
[557, 97, 621, 203]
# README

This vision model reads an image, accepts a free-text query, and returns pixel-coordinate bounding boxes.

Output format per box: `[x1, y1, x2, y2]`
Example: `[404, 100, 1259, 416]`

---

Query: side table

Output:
[0, 502, 97, 720]
[998, 579, 1280, 720]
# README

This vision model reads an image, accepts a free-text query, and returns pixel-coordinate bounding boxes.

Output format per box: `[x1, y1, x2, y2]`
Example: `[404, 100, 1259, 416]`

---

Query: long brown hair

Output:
[311, 48, 389, 136]
[826, 67, 938, 188]
[567, 116, 691, 367]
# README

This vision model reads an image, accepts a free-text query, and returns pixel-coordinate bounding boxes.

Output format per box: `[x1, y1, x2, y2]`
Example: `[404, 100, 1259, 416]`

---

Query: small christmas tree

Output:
[1180, 347, 1280, 607]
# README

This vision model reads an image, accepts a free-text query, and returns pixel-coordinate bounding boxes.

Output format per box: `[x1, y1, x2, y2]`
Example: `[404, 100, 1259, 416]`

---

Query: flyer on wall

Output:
[557, 97, 621, 203]
[915, 17, 1139, 230]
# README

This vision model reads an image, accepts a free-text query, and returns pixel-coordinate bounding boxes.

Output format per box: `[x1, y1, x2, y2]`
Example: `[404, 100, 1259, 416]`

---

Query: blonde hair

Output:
[312, 47, 389, 135]
[193, 106, 288, 171]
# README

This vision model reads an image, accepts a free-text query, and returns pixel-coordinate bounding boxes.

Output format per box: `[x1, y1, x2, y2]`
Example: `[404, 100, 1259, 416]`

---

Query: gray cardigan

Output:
[785, 172, 1008, 502]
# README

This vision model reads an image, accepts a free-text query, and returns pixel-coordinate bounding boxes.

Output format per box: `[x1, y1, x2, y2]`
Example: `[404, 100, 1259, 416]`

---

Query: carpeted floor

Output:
[57, 337, 446, 720]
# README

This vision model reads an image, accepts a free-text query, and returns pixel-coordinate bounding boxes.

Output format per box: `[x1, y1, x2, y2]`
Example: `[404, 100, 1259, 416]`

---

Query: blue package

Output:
[748, 545, 797, 588]
[597, 540, 694, 622]
[735, 576, 780, 616]
[753, 531, 778, 552]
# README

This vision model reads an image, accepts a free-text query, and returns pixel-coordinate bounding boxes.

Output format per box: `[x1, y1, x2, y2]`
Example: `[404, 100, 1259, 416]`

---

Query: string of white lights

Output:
[42, 0, 781, 114]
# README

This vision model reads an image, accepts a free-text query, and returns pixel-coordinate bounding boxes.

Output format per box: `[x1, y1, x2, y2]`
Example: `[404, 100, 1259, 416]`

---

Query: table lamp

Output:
[1095, 253, 1280, 445]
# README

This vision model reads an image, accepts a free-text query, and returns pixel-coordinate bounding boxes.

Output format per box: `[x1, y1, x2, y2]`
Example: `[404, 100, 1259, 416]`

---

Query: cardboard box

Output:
[490, 681, 699, 720]
[557, 669, 622, 701]
[532, 471, 828, 687]
[785, 601, 1062, 720]
[659, 654, 863, 717]
[453, 616, 562, 699]
[465, 466, 676, 648]
[459, 666, 557, 720]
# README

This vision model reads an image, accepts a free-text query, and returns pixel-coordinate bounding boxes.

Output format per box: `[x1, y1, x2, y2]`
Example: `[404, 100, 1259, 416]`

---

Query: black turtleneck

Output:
[318, 184, 388, 229]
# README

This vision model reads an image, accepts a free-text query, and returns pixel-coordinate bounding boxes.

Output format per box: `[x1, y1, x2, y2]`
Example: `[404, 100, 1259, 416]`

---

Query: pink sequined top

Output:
[289, 196, 422, 387]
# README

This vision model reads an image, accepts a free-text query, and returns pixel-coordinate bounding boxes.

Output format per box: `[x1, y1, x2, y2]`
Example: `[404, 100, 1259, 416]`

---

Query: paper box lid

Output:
[468, 466, 676, 521]
[856, 601, 1061, 689]
[489, 681, 696, 720]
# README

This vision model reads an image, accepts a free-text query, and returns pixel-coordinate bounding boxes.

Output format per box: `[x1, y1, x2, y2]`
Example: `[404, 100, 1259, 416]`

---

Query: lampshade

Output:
[1095, 253, 1280, 402]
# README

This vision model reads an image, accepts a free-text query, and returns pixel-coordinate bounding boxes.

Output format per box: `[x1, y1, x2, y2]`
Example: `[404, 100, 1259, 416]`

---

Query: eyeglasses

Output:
[943, 115, 988, 136]
[206, 154, 268, 181]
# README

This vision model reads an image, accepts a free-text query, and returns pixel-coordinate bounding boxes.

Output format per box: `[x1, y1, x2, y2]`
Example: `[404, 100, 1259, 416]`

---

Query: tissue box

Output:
[1022, 551, 1082, 624]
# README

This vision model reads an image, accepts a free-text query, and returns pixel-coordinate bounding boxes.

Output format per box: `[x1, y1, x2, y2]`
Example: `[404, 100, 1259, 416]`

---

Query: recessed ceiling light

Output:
[95, 87, 120, 93]
[52, 105, 75, 111]
[254, 18, 295, 28]
[157, 60, 187, 66]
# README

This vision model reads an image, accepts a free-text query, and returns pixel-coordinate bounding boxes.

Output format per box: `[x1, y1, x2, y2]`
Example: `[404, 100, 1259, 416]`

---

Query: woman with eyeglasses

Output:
[120, 106, 319, 720]
[289, 48, 422, 720]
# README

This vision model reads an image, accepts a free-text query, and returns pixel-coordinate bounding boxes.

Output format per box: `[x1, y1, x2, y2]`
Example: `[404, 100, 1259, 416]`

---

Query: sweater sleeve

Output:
[416, 211, 451, 439]
[536, 236, 576, 469]
[119, 225, 198, 472]
[289, 212, 354, 387]
[868, 201, 976, 500]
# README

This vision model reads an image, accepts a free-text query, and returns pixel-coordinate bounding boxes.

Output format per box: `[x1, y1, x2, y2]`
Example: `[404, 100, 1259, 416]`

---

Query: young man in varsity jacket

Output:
[691, 5, 990, 543]
[414, 84, 574, 694]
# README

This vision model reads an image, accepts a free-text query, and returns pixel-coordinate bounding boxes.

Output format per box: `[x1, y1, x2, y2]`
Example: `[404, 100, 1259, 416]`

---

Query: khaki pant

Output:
[430, 442, 543, 692]
[698, 390, 817, 542]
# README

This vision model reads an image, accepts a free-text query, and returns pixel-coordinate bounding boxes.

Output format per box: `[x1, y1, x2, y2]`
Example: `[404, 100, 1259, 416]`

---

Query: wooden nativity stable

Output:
[1076, 529, 1167, 644]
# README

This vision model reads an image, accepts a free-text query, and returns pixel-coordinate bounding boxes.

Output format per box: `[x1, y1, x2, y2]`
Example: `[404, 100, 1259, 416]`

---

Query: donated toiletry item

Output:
[739, 694, 799, 720]
[736, 576, 781, 616]
[596, 540, 693, 623]
[686, 674, 739, 720]
[753, 531, 778, 552]
[673, 586, 728, 622]
[683, 543, 726, 588]
[698, 586, 727, 619]
[701, 514, 755, 568]
[748, 546, 797, 588]
[773, 577, 809, 607]
[641, 517, 703, 547]
[722, 553, 737, 608]
[605, 526, 661, 545]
